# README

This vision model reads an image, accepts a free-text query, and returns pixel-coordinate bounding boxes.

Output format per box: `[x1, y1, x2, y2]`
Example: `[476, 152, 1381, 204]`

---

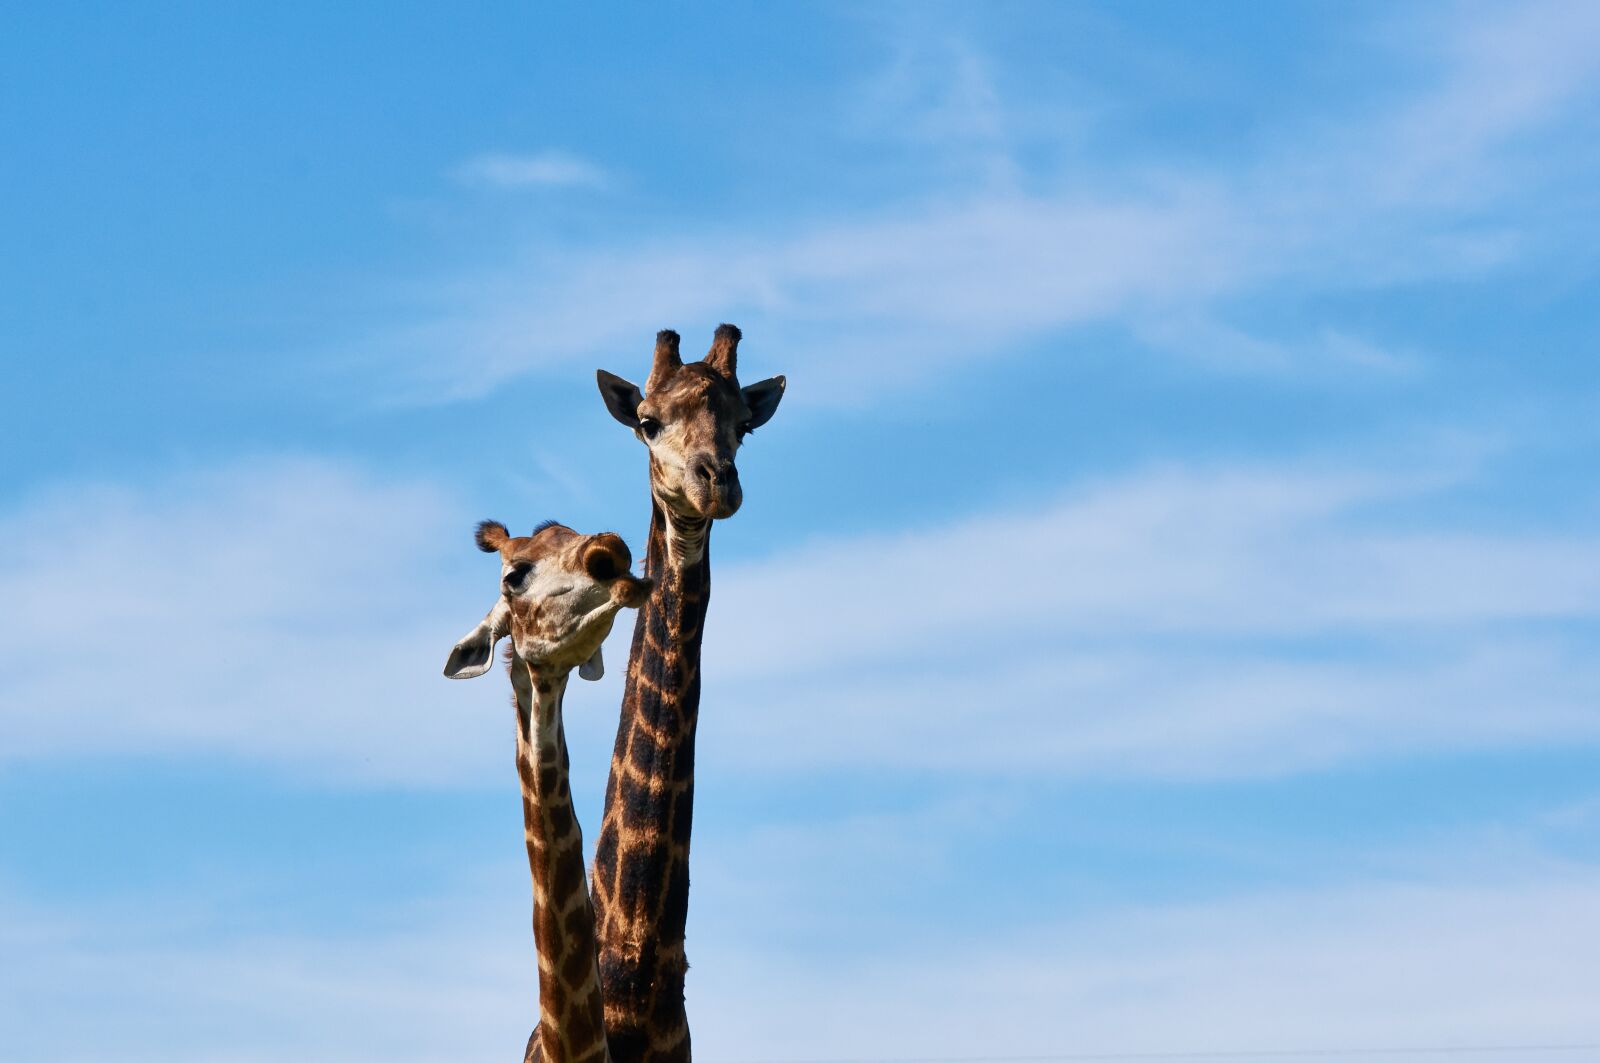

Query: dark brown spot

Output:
[560, 941, 592, 987]
[660, 860, 690, 941]
[670, 786, 694, 846]
[551, 848, 584, 902]
[670, 740, 695, 783]
[547, 799, 575, 838]
[619, 771, 669, 830]
[628, 734, 656, 774]
[616, 841, 662, 908]
[563, 902, 591, 941]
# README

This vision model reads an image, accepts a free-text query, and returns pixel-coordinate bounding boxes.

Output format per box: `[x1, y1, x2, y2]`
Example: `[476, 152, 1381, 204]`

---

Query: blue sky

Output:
[3, 2, 1600, 1060]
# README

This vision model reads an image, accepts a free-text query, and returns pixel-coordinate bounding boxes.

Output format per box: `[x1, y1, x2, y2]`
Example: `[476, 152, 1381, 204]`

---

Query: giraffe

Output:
[584, 325, 786, 1063]
[444, 518, 652, 1063]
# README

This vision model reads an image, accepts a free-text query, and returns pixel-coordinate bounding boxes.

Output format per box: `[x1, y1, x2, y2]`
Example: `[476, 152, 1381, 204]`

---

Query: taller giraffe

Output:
[589, 326, 786, 1062]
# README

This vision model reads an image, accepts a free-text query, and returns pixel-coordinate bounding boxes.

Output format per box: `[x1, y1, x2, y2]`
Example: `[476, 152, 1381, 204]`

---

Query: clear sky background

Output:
[3, 3, 1599, 1061]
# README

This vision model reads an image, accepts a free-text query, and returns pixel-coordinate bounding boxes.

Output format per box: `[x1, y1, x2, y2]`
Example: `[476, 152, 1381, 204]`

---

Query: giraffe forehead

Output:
[645, 366, 745, 422]
[503, 523, 579, 564]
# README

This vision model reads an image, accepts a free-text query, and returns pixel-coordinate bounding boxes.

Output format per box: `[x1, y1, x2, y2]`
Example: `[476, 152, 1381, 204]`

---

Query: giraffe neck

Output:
[511, 661, 610, 1063]
[589, 502, 710, 1063]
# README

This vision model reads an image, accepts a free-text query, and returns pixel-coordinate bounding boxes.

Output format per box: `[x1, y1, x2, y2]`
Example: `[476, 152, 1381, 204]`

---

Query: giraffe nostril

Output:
[693, 459, 736, 487]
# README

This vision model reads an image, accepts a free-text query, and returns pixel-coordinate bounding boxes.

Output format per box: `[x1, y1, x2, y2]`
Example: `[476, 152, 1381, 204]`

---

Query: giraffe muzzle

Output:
[690, 456, 742, 518]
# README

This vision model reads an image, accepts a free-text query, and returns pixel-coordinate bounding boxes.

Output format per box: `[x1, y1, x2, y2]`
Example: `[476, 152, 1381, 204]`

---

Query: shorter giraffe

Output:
[445, 519, 652, 1063]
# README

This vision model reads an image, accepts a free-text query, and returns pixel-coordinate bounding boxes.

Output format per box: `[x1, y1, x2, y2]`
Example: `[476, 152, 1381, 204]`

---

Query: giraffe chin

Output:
[685, 483, 742, 520]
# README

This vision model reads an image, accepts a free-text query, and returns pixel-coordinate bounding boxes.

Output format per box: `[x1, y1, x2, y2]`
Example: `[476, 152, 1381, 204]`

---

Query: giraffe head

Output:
[596, 324, 785, 525]
[442, 519, 652, 682]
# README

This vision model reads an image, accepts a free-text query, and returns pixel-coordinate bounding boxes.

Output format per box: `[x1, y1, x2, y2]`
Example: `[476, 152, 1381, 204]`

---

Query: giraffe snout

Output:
[611, 574, 653, 608]
[690, 456, 742, 517]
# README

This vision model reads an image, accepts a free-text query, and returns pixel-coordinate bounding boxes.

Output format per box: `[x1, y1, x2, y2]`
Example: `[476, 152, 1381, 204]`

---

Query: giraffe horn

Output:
[647, 329, 682, 392]
[705, 322, 740, 377]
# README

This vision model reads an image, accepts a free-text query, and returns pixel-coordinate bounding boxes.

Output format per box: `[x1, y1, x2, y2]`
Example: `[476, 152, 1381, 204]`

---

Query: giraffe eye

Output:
[504, 562, 533, 593]
[638, 417, 661, 440]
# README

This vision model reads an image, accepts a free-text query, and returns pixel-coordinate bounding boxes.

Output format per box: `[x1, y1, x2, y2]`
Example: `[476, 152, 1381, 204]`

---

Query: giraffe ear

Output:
[741, 375, 785, 430]
[443, 601, 510, 680]
[596, 370, 643, 429]
[579, 644, 604, 681]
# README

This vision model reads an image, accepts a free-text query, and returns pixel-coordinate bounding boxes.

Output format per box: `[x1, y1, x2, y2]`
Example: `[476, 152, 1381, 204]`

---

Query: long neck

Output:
[589, 502, 710, 1063]
[511, 661, 610, 1063]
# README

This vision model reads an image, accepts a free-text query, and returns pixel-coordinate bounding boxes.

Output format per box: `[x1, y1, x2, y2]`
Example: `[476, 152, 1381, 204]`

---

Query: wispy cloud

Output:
[0, 886, 534, 1063]
[691, 871, 1600, 1061]
[697, 454, 1600, 778]
[706, 637, 1600, 779]
[346, 3, 1600, 404]
[6, 447, 1594, 785]
[1362, 0, 1600, 207]
[8, 865, 1599, 1062]
[848, 15, 1023, 190]
[0, 459, 517, 785]
[355, 178, 1251, 404]
[452, 150, 610, 190]
[712, 459, 1600, 672]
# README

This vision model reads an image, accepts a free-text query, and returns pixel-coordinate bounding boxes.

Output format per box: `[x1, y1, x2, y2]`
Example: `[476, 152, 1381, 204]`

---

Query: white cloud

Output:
[452, 150, 610, 190]
[710, 461, 1600, 671]
[8, 867, 1599, 1062]
[695, 459, 1600, 778]
[1364, 0, 1600, 208]
[351, 4, 1600, 404]
[1131, 315, 1425, 376]
[847, 15, 1025, 191]
[691, 872, 1600, 1062]
[0, 459, 532, 785]
[357, 184, 1251, 404]
[705, 640, 1600, 780]
[0, 887, 533, 1063]
[3, 453, 1597, 784]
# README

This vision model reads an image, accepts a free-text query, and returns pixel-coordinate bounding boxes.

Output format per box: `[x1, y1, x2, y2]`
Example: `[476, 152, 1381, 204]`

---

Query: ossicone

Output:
[648, 328, 683, 392]
[705, 322, 741, 377]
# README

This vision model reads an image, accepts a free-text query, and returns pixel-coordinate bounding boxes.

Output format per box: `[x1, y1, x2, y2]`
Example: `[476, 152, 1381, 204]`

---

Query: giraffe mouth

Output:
[610, 573, 653, 609]
[684, 454, 743, 518]
[686, 478, 742, 520]
[704, 494, 741, 519]
[658, 482, 740, 522]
